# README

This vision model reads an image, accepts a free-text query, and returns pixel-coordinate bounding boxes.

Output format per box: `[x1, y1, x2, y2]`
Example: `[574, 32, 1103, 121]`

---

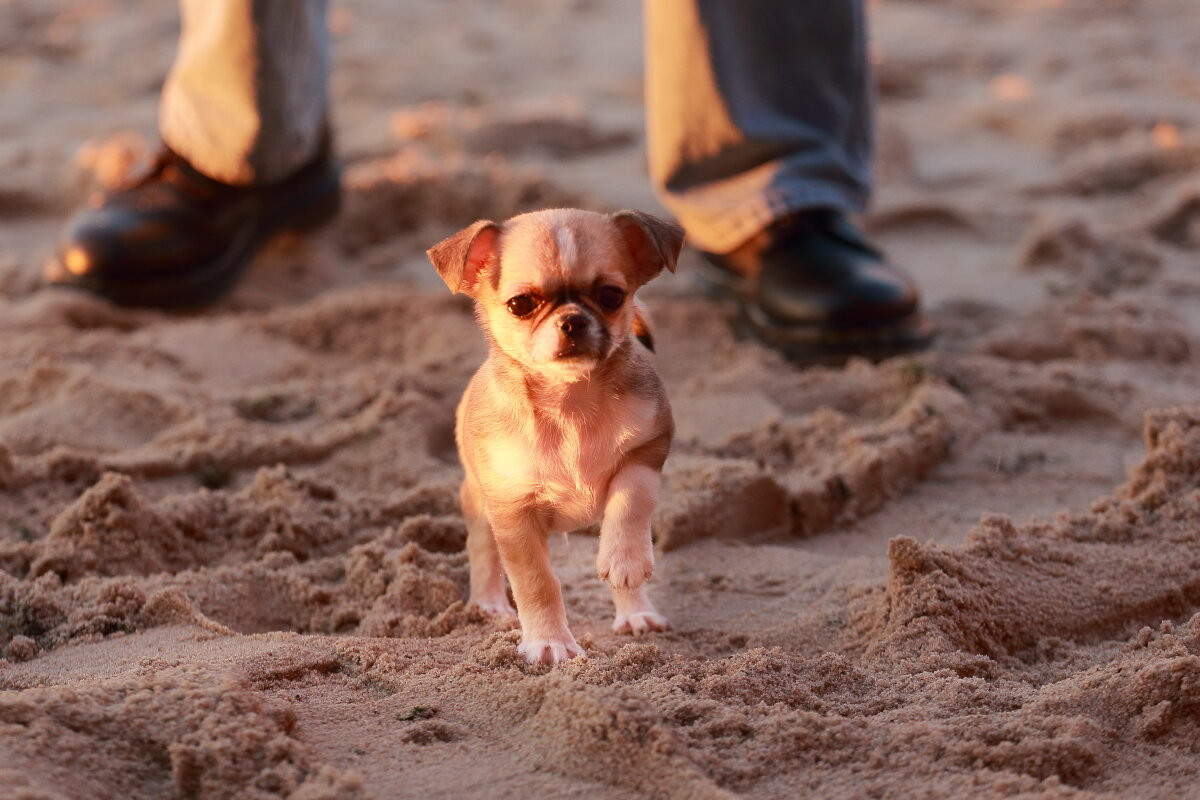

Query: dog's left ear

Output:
[427, 219, 502, 296]
[611, 210, 685, 286]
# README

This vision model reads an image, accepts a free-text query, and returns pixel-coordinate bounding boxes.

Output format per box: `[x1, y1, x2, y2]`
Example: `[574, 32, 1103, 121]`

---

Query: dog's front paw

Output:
[596, 546, 654, 590]
[517, 633, 584, 666]
[470, 593, 517, 619]
[613, 610, 671, 636]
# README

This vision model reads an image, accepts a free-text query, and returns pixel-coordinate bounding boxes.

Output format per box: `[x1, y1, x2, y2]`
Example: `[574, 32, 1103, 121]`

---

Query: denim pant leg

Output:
[645, 0, 874, 254]
[159, 0, 330, 186]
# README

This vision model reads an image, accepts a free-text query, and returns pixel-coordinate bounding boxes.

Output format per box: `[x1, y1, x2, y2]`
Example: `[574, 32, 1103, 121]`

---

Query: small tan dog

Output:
[427, 208, 683, 665]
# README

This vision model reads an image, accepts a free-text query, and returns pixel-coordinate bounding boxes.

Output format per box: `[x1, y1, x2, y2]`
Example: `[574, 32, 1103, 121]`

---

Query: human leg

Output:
[47, 0, 339, 307]
[645, 0, 932, 358]
[161, 0, 331, 186]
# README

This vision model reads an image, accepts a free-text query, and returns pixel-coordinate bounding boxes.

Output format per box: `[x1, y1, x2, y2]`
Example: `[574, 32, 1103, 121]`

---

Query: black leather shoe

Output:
[697, 210, 934, 360]
[46, 138, 341, 307]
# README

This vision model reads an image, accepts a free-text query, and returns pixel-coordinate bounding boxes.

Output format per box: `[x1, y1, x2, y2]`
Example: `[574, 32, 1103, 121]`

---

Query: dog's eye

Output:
[506, 294, 539, 318]
[596, 286, 626, 312]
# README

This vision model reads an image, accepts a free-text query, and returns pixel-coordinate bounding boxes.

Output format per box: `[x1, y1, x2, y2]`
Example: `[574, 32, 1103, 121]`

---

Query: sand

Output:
[3, 0, 1200, 797]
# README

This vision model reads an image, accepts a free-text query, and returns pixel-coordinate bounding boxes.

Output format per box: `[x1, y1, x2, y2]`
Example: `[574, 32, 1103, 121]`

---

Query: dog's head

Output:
[427, 208, 683, 381]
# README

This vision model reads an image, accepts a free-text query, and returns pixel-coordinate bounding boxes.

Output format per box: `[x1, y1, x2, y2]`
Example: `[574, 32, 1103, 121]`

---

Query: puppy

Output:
[427, 208, 683, 665]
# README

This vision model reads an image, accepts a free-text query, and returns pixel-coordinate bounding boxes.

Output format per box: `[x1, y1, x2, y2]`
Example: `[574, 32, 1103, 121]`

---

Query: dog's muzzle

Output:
[554, 310, 603, 358]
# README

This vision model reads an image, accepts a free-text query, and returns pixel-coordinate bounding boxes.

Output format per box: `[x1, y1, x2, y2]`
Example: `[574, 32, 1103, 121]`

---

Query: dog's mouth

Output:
[554, 342, 597, 360]
[529, 309, 610, 366]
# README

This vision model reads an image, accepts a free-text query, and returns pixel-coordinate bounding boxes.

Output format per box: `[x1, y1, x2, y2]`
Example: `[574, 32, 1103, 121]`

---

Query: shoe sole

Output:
[695, 254, 937, 364]
[52, 166, 342, 308]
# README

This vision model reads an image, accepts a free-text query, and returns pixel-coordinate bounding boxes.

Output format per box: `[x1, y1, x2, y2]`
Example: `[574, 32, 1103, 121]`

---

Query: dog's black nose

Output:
[559, 313, 588, 337]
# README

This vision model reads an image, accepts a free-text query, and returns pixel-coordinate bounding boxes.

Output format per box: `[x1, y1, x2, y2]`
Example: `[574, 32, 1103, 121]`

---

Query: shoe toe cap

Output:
[48, 207, 215, 287]
[838, 264, 919, 323]
[757, 264, 920, 328]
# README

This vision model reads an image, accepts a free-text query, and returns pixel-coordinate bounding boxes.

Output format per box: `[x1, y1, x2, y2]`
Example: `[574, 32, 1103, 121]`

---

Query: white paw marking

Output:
[470, 594, 517, 618]
[517, 634, 584, 666]
[596, 547, 654, 590]
[612, 610, 671, 636]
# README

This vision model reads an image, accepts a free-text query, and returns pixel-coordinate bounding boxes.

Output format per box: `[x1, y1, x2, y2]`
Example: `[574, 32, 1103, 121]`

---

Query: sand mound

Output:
[24, 468, 366, 581]
[1, 462, 483, 652]
[1015, 217, 1161, 295]
[0, 665, 367, 800]
[978, 295, 1192, 364]
[1051, 109, 1143, 153]
[514, 675, 733, 800]
[1040, 138, 1200, 196]
[869, 408, 1200, 671]
[1148, 182, 1200, 249]
[656, 323, 984, 545]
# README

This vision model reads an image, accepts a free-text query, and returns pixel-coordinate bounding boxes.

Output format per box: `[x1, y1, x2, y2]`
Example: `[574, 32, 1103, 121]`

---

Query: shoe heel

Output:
[282, 173, 342, 235]
[693, 254, 752, 302]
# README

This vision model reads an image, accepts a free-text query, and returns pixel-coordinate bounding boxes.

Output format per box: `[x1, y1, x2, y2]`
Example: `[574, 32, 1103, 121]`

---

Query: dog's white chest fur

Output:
[478, 390, 656, 531]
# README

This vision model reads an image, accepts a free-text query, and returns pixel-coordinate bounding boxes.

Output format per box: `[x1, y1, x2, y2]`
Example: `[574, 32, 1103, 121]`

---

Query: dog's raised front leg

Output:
[490, 511, 582, 665]
[597, 462, 670, 634]
[462, 476, 515, 617]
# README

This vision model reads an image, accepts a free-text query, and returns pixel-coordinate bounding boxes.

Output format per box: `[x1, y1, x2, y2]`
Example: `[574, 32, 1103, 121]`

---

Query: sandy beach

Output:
[3, 1, 1200, 797]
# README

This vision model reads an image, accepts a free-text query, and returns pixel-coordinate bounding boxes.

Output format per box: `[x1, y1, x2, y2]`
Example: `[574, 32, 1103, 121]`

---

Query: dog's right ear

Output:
[427, 220, 501, 296]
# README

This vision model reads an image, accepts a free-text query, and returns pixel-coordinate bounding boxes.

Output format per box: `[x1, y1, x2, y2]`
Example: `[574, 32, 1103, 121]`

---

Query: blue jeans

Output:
[160, 0, 872, 254]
